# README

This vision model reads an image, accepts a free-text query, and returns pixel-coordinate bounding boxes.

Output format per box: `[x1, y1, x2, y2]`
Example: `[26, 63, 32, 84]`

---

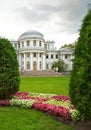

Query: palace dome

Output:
[18, 30, 44, 40]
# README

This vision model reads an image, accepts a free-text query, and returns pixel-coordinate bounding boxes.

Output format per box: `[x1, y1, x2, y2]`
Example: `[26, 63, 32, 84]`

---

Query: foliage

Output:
[0, 38, 20, 99]
[69, 10, 91, 120]
[52, 60, 65, 72]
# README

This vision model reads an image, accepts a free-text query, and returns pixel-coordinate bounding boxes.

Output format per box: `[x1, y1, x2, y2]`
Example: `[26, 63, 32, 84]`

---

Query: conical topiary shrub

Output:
[0, 38, 20, 99]
[69, 10, 91, 120]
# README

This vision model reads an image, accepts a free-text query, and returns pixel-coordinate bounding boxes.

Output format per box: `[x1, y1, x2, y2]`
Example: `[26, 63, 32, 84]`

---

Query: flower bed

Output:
[0, 92, 81, 122]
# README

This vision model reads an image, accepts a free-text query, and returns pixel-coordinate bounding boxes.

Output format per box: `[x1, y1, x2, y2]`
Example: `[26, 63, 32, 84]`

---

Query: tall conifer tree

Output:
[69, 10, 91, 119]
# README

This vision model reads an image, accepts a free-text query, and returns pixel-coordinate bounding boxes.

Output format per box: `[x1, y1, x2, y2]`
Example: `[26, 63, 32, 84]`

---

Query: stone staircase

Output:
[20, 70, 63, 77]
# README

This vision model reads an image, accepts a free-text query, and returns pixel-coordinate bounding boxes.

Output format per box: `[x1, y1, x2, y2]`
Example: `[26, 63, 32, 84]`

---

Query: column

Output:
[19, 53, 21, 71]
[24, 53, 26, 70]
[42, 53, 46, 70]
[17, 43, 18, 49]
[37, 53, 39, 70]
[30, 52, 33, 70]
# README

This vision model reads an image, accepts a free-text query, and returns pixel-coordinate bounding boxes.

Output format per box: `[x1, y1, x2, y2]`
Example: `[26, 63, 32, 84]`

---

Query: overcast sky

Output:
[0, 0, 90, 48]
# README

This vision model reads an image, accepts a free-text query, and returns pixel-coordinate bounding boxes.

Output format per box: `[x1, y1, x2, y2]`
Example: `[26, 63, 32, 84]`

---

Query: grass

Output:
[0, 107, 73, 130]
[0, 76, 74, 130]
[20, 77, 70, 96]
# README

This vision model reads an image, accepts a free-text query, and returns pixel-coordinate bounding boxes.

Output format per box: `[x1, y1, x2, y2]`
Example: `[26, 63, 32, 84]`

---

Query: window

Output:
[40, 53, 42, 57]
[46, 55, 48, 59]
[56, 55, 58, 59]
[33, 53, 36, 57]
[27, 61, 30, 69]
[33, 40, 36, 46]
[22, 62, 24, 65]
[27, 53, 30, 57]
[39, 41, 42, 46]
[40, 62, 42, 69]
[21, 54, 24, 58]
[45, 44, 47, 49]
[65, 54, 68, 59]
[21, 62, 24, 70]
[51, 54, 53, 59]
[27, 40, 30, 46]
[22, 42, 24, 47]
[18, 43, 20, 48]
[14, 44, 17, 49]
[65, 64, 69, 70]
[46, 64, 49, 69]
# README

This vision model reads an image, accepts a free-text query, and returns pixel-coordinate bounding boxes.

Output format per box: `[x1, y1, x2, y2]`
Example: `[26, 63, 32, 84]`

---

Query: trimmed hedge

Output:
[0, 38, 20, 99]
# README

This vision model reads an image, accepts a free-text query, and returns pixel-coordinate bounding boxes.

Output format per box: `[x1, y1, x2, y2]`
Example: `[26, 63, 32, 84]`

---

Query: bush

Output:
[52, 60, 65, 72]
[0, 38, 20, 99]
[69, 10, 91, 120]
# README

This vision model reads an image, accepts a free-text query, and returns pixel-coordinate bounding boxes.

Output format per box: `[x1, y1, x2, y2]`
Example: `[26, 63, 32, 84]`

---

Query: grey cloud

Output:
[33, 0, 88, 33]
[14, 6, 51, 23]
[14, 0, 90, 34]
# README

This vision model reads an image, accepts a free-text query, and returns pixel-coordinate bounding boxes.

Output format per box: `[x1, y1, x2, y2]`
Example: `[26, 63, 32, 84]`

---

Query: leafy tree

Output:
[61, 42, 77, 48]
[52, 60, 65, 72]
[69, 10, 91, 120]
[0, 38, 20, 99]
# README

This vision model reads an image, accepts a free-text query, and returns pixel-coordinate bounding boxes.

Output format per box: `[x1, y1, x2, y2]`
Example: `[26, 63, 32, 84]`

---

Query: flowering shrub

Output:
[10, 99, 35, 108]
[0, 92, 81, 122]
[45, 99, 71, 108]
[13, 92, 31, 99]
[0, 100, 10, 106]
[70, 109, 81, 122]
[33, 102, 71, 120]
[52, 95, 70, 101]
[29, 92, 56, 98]
[13, 92, 48, 101]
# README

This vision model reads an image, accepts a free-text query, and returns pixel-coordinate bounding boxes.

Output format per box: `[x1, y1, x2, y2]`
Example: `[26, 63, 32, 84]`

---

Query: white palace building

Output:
[11, 30, 74, 72]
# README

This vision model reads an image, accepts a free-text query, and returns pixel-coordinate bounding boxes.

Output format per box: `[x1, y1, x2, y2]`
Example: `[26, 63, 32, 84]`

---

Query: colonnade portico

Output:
[18, 51, 46, 71]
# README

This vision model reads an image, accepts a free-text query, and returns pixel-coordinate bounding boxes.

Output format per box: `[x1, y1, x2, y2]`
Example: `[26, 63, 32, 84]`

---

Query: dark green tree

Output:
[0, 38, 20, 99]
[69, 10, 91, 120]
[52, 60, 65, 72]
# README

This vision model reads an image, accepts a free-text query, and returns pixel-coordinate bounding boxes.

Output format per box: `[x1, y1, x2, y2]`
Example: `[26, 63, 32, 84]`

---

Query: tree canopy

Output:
[52, 60, 65, 72]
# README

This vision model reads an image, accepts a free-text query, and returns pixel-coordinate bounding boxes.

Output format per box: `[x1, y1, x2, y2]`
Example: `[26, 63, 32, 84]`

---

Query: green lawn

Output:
[20, 77, 70, 96]
[0, 107, 73, 130]
[0, 76, 74, 130]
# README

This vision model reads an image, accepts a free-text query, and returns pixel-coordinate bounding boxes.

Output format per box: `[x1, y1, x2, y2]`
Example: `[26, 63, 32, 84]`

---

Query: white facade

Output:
[11, 30, 74, 72]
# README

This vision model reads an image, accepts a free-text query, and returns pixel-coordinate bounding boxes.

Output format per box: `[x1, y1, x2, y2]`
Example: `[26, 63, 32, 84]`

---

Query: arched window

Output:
[33, 40, 36, 46]
[40, 61, 42, 69]
[21, 53, 24, 58]
[27, 40, 30, 46]
[33, 61, 37, 71]
[26, 53, 30, 57]
[21, 62, 24, 70]
[18, 43, 20, 48]
[39, 41, 42, 46]
[27, 61, 30, 69]
[46, 64, 49, 69]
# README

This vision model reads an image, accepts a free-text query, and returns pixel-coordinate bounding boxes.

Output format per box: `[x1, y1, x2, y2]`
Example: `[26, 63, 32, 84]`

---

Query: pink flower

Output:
[52, 95, 70, 101]
[0, 100, 10, 106]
